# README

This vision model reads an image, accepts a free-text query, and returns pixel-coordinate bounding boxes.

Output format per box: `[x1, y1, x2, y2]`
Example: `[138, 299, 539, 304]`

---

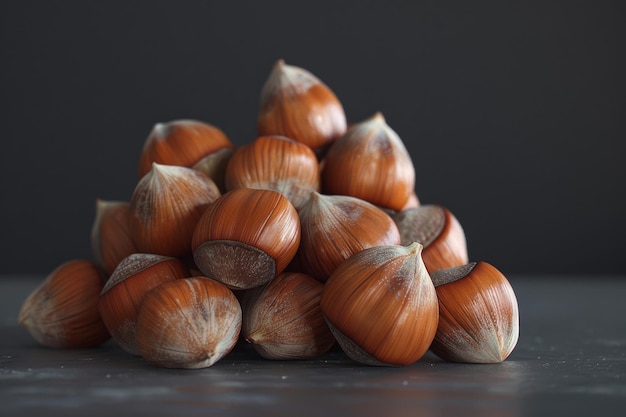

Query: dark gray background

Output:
[1, 1, 623, 276]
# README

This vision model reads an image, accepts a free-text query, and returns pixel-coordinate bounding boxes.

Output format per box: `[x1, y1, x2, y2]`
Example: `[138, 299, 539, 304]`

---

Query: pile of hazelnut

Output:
[18, 60, 519, 369]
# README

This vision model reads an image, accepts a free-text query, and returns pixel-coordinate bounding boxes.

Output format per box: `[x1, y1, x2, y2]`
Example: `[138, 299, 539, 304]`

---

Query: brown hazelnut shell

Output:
[91, 199, 138, 277]
[257, 59, 347, 151]
[138, 119, 234, 179]
[98, 253, 189, 355]
[321, 243, 439, 366]
[429, 262, 519, 363]
[191, 188, 301, 290]
[241, 272, 335, 360]
[129, 163, 221, 258]
[322, 112, 415, 211]
[225, 135, 320, 209]
[18, 260, 110, 348]
[392, 205, 468, 273]
[297, 192, 401, 282]
[135, 277, 242, 369]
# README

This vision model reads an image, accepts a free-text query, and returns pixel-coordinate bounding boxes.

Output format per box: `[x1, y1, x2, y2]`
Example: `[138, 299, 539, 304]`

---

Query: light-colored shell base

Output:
[325, 319, 393, 367]
[193, 240, 276, 290]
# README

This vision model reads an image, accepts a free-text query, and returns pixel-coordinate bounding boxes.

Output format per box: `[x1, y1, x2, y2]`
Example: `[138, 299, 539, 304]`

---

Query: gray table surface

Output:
[1, 275, 624, 416]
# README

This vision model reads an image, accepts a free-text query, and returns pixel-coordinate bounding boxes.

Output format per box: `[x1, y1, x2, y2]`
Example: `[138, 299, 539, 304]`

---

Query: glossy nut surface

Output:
[321, 243, 438, 366]
[257, 59, 347, 151]
[225, 135, 320, 209]
[322, 112, 415, 211]
[430, 262, 519, 363]
[192, 188, 300, 289]
[297, 192, 401, 282]
[138, 119, 234, 179]
[129, 163, 221, 257]
[98, 253, 189, 355]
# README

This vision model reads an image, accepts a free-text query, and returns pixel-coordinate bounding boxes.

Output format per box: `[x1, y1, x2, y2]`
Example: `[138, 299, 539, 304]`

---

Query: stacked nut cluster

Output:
[18, 60, 519, 369]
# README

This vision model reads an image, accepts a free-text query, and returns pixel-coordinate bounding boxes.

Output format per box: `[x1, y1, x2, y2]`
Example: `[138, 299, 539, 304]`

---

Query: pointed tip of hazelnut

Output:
[306, 191, 328, 209]
[269, 59, 288, 79]
[148, 162, 164, 178]
[406, 241, 423, 255]
[150, 162, 174, 177]
[95, 198, 124, 210]
[266, 60, 319, 92]
[358, 112, 387, 132]
[150, 162, 197, 178]
[372, 112, 385, 123]
[152, 122, 168, 134]
[17, 313, 29, 328]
